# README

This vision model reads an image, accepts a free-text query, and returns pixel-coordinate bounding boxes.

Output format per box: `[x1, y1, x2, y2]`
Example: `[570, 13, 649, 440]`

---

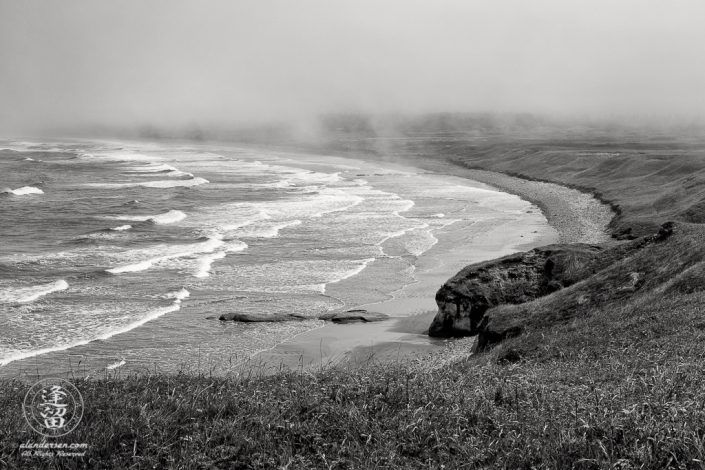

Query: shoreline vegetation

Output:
[4, 123, 705, 468]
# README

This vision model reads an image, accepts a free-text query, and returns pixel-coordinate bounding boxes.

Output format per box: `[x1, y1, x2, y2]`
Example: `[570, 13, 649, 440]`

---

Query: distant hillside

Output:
[298, 125, 705, 240]
[425, 135, 705, 239]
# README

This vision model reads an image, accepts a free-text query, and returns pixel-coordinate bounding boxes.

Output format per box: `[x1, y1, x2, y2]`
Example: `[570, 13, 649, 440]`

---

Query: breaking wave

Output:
[105, 235, 231, 275]
[0, 280, 68, 304]
[1, 186, 44, 196]
[127, 163, 194, 178]
[104, 209, 187, 225]
[86, 177, 208, 189]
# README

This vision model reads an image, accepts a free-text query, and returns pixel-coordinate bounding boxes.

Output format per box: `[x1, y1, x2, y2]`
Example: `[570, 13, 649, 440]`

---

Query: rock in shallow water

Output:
[318, 310, 389, 324]
[217, 309, 389, 324]
[218, 313, 308, 322]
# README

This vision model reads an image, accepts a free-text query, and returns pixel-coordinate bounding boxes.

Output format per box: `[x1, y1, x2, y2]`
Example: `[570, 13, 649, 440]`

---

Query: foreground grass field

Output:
[3, 317, 705, 469]
[4, 125, 705, 469]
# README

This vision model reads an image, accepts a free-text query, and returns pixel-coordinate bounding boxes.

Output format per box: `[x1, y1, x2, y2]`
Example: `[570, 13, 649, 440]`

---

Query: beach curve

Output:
[250, 152, 615, 371]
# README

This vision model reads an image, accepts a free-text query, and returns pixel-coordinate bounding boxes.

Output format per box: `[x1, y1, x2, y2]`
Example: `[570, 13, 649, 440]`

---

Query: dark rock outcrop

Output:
[430, 223, 676, 352]
[318, 310, 389, 324]
[218, 309, 389, 324]
[219, 313, 308, 322]
[429, 244, 606, 338]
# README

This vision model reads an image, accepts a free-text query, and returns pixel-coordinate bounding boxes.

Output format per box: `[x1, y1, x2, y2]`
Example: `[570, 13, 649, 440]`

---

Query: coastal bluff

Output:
[429, 244, 606, 338]
[429, 224, 676, 352]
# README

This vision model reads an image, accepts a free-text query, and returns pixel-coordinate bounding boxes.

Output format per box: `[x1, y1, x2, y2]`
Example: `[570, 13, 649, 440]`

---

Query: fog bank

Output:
[1, 1, 704, 136]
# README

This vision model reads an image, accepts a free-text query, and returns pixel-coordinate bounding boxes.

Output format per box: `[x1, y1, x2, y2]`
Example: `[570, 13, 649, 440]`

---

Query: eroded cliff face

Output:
[430, 224, 674, 353]
[429, 244, 605, 338]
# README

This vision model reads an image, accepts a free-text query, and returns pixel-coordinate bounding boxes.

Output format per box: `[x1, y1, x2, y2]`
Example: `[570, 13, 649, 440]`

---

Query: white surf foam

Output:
[105, 235, 226, 274]
[3, 186, 44, 196]
[93, 303, 182, 342]
[252, 179, 293, 189]
[165, 288, 190, 303]
[323, 258, 376, 293]
[226, 240, 249, 252]
[104, 209, 187, 225]
[0, 299, 183, 367]
[376, 228, 417, 246]
[126, 163, 178, 172]
[106, 261, 154, 274]
[291, 171, 342, 184]
[196, 190, 362, 237]
[403, 228, 439, 257]
[86, 177, 208, 189]
[127, 163, 194, 178]
[110, 225, 132, 231]
[258, 187, 363, 219]
[311, 193, 363, 218]
[0, 280, 68, 304]
[220, 210, 271, 231]
[194, 252, 227, 277]
[148, 210, 188, 224]
[106, 359, 126, 370]
[231, 220, 302, 239]
[180, 240, 247, 277]
[215, 257, 378, 295]
[92, 152, 162, 162]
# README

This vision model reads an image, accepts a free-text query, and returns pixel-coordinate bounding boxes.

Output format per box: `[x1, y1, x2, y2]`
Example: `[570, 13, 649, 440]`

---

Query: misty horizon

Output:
[1, 1, 704, 137]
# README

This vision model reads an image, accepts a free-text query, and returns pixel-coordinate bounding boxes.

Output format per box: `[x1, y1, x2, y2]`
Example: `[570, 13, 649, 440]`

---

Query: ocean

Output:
[0, 138, 551, 377]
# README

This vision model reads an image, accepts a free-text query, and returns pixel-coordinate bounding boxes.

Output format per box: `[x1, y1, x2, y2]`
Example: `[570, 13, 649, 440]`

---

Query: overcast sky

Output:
[1, 0, 704, 134]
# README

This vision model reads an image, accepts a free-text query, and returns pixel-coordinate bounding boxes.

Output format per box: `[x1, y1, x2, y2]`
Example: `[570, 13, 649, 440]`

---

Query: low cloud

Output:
[1, 0, 703, 136]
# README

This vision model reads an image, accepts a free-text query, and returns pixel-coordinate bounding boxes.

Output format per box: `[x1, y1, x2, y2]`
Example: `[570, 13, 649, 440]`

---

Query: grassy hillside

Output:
[388, 130, 705, 239]
[477, 221, 705, 355]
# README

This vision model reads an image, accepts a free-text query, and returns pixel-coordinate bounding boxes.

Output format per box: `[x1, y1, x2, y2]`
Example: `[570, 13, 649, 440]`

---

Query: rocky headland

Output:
[429, 219, 688, 360]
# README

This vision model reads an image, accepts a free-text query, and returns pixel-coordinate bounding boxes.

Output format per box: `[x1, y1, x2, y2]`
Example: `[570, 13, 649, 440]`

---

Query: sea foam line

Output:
[194, 252, 227, 278]
[104, 209, 187, 225]
[0, 280, 68, 304]
[221, 210, 271, 231]
[165, 287, 190, 303]
[232, 220, 302, 239]
[85, 177, 208, 189]
[106, 237, 247, 276]
[310, 190, 364, 218]
[0, 288, 190, 367]
[105, 359, 127, 370]
[323, 258, 376, 294]
[126, 163, 194, 178]
[105, 236, 225, 274]
[106, 359, 126, 370]
[2, 186, 44, 196]
[192, 240, 248, 277]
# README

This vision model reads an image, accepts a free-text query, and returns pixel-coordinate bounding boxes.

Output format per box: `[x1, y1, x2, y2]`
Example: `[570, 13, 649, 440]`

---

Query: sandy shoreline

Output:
[361, 155, 616, 245]
[252, 153, 615, 372]
[250, 143, 616, 245]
